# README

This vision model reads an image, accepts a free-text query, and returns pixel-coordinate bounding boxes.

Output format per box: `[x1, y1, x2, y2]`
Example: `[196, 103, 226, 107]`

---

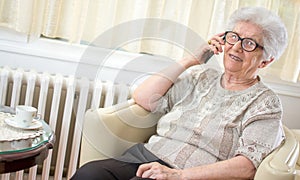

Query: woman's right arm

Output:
[133, 43, 214, 111]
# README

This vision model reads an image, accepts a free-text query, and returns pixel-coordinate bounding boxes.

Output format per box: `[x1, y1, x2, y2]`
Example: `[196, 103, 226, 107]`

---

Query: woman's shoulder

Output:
[256, 80, 281, 103]
[245, 82, 282, 119]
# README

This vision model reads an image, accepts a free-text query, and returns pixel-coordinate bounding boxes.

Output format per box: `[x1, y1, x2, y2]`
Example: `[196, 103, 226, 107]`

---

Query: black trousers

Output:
[71, 144, 171, 180]
[71, 158, 146, 180]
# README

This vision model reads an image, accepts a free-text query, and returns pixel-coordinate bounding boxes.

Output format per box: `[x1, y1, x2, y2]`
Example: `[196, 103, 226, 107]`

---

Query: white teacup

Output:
[15, 105, 41, 127]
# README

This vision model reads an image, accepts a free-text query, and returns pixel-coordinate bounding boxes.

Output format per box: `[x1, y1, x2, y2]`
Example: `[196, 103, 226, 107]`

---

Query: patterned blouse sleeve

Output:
[152, 65, 208, 114]
[234, 92, 285, 169]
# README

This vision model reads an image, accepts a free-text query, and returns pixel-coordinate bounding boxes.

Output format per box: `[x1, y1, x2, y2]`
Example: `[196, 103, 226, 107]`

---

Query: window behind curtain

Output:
[0, 0, 299, 82]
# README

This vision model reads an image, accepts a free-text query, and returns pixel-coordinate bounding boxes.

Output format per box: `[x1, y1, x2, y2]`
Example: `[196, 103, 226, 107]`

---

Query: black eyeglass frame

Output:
[224, 31, 264, 52]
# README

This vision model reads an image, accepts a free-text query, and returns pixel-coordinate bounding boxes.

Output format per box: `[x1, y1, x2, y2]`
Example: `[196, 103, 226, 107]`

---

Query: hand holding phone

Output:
[208, 32, 225, 55]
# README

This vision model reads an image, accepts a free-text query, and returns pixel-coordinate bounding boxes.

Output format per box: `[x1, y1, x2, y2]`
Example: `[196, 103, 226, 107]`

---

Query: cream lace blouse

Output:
[145, 65, 285, 169]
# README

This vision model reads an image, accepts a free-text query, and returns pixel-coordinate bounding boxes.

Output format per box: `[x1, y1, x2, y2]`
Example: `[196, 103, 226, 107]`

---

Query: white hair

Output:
[227, 7, 288, 60]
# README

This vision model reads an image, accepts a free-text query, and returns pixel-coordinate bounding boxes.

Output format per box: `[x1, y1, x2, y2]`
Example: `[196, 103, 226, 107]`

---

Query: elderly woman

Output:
[72, 6, 288, 180]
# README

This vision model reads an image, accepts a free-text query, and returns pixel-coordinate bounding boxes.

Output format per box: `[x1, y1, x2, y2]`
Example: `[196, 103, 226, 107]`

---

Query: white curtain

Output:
[0, 0, 45, 40]
[0, 0, 299, 82]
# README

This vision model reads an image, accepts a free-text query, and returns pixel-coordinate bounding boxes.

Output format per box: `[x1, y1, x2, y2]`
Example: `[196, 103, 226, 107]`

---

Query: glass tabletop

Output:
[0, 113, 54, 155]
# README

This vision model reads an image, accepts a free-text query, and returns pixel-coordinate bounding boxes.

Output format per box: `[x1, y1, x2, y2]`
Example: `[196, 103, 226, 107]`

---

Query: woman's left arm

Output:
[136, 155, 255, 180]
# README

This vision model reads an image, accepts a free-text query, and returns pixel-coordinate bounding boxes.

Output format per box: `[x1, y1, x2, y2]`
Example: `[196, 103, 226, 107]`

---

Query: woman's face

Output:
[223, 21, 266, 79]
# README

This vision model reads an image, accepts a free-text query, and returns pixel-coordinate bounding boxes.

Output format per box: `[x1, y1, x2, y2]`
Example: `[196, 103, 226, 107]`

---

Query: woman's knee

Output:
[71, 160, 116, 180]
[71, 158, 140, 180]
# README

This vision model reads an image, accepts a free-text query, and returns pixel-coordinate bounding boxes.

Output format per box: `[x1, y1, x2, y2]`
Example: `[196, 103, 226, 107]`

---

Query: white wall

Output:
[279, 94, 300, 129]
[0, 37, 299, 129]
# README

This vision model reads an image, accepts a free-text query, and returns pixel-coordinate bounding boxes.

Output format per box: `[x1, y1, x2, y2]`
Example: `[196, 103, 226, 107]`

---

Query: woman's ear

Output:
[259, 56, 275, 68]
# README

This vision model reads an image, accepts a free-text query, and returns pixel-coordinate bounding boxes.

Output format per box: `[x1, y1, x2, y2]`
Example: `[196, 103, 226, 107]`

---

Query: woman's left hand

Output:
[136, 162, 182, 180]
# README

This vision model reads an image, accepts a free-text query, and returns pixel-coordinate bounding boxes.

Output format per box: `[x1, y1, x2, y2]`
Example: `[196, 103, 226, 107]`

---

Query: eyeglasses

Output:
[224, 31, 264, 52]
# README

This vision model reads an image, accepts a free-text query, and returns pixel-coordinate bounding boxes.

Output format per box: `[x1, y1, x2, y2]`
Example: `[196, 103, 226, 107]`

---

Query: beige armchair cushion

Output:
[79, 99, 300, 180]
[80, 99, 162, 166]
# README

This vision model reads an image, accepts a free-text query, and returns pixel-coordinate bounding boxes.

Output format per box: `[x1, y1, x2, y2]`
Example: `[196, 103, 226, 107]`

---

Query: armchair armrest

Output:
[79, 99, 162, 166]
[255, 127, 300, 180]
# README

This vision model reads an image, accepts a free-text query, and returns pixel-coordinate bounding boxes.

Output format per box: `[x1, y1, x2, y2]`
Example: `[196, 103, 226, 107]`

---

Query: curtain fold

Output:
[0, 0, 44, 41]
[272, 0, 300, 82]
[0, 0, 299, 82]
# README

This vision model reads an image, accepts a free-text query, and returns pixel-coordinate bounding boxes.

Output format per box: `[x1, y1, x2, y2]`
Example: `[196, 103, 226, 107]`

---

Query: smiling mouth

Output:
[229, 54, 243, 62]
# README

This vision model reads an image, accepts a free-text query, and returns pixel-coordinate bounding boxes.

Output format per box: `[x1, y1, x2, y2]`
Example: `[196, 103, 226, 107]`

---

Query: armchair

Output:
[79, 99, 300, 180]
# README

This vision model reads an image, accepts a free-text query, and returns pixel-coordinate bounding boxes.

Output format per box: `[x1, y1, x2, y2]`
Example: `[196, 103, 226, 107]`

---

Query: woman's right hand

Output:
[208, 32, 226, 55]
[184, 32, 226, 66]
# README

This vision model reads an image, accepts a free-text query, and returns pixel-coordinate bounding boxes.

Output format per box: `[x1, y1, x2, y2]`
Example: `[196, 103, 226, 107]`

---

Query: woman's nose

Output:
[231, 41, 243, 52]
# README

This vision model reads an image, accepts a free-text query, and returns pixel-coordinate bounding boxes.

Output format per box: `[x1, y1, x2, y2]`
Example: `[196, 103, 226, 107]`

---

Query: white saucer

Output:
[4, 118, 42, 130]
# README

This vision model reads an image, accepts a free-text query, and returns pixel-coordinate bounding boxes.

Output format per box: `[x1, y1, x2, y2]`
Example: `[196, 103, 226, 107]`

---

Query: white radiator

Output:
[0, 66, 132, 180]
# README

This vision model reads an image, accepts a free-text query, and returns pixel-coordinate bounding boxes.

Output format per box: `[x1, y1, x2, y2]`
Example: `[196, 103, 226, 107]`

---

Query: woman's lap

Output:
[71, 144, 168, 180]
[71, 158, 140, 180]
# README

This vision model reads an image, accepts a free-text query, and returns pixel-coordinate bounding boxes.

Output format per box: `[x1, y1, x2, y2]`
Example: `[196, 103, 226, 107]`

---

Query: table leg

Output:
[1, 173, 10, 180]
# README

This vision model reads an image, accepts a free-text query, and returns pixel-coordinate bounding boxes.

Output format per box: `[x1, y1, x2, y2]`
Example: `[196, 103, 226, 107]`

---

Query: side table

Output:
[0, 113, 55, 174]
